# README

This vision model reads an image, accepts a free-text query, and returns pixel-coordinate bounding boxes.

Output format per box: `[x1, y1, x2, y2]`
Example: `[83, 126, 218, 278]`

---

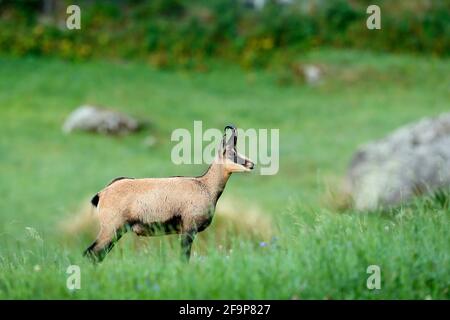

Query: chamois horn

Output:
[223, 124, 237, 148]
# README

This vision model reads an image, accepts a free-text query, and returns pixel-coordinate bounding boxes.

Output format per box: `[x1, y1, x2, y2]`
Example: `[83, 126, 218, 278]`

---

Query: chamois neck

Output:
[198, 161, 231, 203]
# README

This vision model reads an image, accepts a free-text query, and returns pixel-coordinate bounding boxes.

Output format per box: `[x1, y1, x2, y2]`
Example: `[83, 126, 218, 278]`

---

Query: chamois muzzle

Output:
[245, 159, 255, 170]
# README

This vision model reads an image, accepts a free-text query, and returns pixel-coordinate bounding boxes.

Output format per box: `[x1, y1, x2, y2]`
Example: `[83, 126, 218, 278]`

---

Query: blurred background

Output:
[1, 0, 448, 66]
[0, 0, 449, 299]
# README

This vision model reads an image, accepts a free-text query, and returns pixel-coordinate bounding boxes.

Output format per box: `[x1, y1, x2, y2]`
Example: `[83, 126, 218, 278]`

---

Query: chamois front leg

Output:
[180, 231, 196, 262]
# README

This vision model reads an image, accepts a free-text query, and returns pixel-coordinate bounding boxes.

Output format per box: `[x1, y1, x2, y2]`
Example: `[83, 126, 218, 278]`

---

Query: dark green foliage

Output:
[0, 0, 448, 67]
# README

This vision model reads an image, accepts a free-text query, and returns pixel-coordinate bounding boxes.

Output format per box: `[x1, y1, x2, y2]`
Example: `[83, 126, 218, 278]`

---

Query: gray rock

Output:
[346, 113, 450, 210]
[63, 105, 140, 135]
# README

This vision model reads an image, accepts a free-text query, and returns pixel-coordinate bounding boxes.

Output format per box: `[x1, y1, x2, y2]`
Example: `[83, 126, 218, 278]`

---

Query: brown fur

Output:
[83, 125, 254, 262]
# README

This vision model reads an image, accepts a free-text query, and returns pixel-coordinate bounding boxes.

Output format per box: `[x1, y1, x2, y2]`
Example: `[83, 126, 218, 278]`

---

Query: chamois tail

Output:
[90, 193, 100, 207]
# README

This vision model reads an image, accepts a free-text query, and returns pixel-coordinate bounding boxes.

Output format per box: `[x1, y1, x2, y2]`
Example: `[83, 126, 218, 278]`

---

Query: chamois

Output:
[84, 125, 254, 262]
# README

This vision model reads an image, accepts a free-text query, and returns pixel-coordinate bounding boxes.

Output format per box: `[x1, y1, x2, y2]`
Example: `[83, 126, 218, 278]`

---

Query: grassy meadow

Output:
[0, 49, 449, 299]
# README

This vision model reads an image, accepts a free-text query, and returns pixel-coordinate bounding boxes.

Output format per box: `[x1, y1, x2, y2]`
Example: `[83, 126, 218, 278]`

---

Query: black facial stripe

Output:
[227, 149, 246, 164]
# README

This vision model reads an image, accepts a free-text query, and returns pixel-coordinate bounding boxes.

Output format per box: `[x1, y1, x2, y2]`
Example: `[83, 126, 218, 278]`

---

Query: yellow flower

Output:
[261, 37, 274, 50]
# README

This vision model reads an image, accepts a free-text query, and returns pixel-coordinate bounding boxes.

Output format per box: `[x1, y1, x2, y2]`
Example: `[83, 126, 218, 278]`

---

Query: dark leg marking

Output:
[83, 227, 126, 263]
[180, 231, 197, 262]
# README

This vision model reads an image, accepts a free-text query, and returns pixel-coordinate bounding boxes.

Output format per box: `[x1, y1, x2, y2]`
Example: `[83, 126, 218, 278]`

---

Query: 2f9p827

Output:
[223, 304, 270, 315]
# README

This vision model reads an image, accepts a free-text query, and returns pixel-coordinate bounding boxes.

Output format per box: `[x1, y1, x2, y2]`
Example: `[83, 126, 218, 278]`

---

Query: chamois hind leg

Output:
[84, 223, 126, 263]
[83, 227, 125, 263]
[180, 231, 197, 262]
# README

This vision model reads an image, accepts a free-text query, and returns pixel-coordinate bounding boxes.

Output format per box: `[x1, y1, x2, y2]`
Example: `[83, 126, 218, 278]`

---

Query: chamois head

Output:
[218, 125, 254, 173]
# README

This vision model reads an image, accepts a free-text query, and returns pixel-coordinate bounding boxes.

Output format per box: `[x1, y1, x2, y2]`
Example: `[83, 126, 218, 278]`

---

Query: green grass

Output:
[0, 49, 449, 299]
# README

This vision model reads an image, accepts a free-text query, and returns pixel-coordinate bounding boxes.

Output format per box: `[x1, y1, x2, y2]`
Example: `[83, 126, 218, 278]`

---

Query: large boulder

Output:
[63, 105, 140, 135]
[346, 113, 450, 211]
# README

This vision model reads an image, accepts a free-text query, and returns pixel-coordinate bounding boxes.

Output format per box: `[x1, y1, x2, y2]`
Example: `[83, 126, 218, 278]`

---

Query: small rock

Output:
[302, 64, 322, 85]
[291, 63, 324, 85]
[63, 105, 140, 135]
